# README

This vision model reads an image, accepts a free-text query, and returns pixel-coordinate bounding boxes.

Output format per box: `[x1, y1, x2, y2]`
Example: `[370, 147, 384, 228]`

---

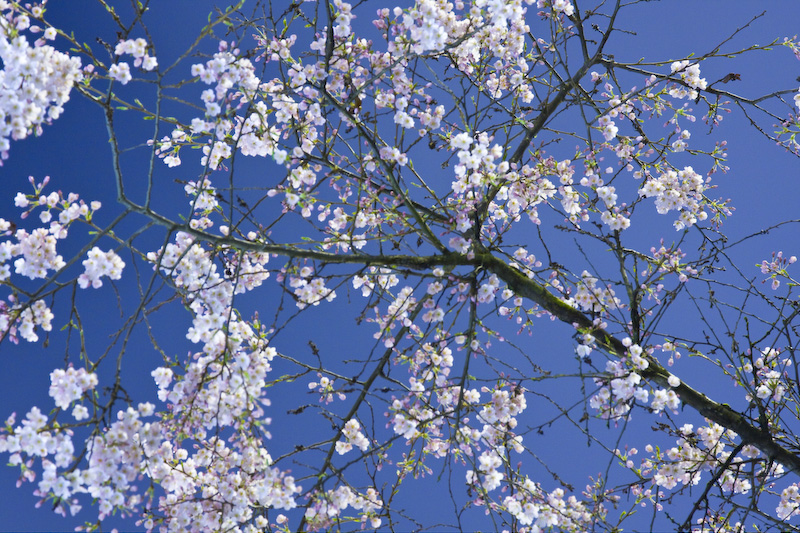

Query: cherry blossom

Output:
[3, 2, 800, 532]
[0, 3, 81, 162]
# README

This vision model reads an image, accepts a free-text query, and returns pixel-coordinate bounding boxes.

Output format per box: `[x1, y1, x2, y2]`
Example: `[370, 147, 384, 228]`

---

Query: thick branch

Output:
[126, 190, 800, 475]
[475, 250, 800, 475]
[106, 171, 800, 475]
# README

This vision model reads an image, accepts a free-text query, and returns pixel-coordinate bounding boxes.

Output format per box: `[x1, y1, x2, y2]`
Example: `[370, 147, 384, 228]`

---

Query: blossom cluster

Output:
[113, 37, 157, 80]
[670, 60, 708, 98]
[740, 347, 791, 405]
[502, 481, 595, 530]
[48, 366, 98, 410]
[449, 131, 505, 220]
[648, 241, 696, 283]
[476, 273, 501, 303]
[183, 177, 218, 213]
[390, 337, 534, 501]
[537, 0, 575, 17]
[140, 433, 301, 531]
[638, 166, 709, 230]
[146, 229, 269, 314]
[589, 340, 681, 420]
[308, 374, 346, 404]
[352, 267, 399, 298]
[287, 265, 337, 309]
[366, 285, 417, 348]
[396, 0, 450, 54]
[3, 177, 296, 528]
[109, 37, 160, 85]
[146, 235, 303, 528]
[759, 250, 797, 290]
[393, 0, 534, 105]
[460, 386, 523, 478]
[390, 342, 463, 444]
[0, 4, 82, 162]
[497, 160, 557, 226]
[304, 486, 382, 531]
[77, 246, 125, 289]
[598, 114, 619, 142]
[571, 270, 620, 313]
[156, 41, 265, 170]
[640, 422, 762, 495]
[335, 419, 370, 455]
[463, 412, 601, 531]
[779, 483, 800, 520]
[1, 183, 112, 342]
[4, 225, 64, 280]
[6, 299, 53, 343]
[0, 390, 159, 520]
[390, 355, 540, 517]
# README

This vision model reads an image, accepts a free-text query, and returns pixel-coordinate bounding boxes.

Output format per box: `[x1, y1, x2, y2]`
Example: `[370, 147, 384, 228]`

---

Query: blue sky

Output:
[2, 1, 800, 532]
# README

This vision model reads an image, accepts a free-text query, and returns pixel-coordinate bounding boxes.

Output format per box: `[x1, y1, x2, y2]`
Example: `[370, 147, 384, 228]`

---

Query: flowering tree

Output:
[3, 0, 800, 531]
